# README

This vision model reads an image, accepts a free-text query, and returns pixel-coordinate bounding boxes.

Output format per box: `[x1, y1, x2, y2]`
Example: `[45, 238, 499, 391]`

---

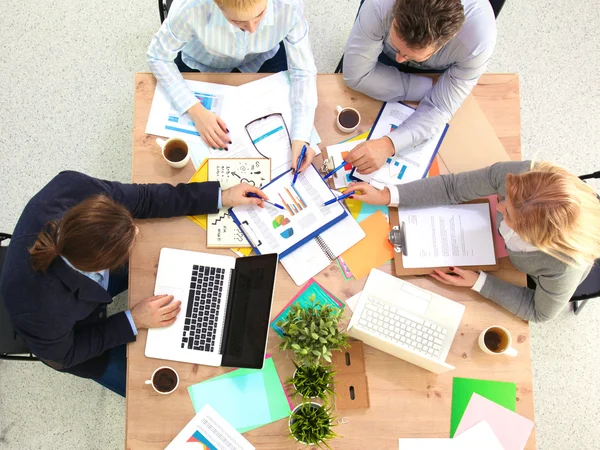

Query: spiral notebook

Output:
[280, 213, 365, 285]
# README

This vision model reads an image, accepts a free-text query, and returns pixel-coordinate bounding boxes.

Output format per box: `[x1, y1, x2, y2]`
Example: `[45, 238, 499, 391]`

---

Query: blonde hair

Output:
[214, 0, 264, 11]
[505, 161, 600, 266]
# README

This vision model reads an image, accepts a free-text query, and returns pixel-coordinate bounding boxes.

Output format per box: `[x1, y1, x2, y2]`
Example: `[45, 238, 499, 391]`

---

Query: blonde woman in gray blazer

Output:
[349, 161, 600, 322]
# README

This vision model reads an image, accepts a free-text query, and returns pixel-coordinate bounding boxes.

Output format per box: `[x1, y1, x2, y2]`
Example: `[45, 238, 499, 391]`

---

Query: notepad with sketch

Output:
[399, 203, 496, 268]
[229, 165, 348, 258]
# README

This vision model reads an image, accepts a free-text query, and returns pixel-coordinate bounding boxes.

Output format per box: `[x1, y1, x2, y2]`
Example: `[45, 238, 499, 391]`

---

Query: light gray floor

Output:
[0, 0, 598, 449]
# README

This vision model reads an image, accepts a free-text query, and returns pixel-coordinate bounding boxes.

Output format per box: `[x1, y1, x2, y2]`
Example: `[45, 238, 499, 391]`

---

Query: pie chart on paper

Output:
[279, 228, 294, 239]
[272, 214, 291, 229]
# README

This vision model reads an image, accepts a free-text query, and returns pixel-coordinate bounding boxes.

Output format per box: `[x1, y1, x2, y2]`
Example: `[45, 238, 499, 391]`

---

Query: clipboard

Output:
[389, 198, 500, 276]
[229, 165, 348, 259]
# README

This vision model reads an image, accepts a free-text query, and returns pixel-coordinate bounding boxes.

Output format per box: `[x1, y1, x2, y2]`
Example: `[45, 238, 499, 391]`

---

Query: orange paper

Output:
[339, 211, 394, 280]
[427, 156, 440, 177]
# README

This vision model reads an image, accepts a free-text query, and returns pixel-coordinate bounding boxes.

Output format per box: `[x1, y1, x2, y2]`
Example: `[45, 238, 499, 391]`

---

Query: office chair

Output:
[334, 0, 507, 74]
[570, 170, 600, 315]
[0, 233, 37, 361]
[158, 0, 174, 23]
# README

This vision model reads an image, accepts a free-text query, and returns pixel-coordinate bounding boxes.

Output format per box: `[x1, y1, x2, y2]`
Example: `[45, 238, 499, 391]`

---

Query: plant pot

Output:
[292, 368, 330, 400]
[289, 402, 323, 445]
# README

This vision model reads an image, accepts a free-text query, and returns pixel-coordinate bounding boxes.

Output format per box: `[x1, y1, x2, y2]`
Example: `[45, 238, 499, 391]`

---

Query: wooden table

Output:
[127, 73, 535, 449]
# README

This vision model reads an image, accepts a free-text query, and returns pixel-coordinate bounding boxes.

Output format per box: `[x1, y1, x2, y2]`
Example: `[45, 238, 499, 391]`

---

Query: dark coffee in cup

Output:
[153, 367, 178, 393]
[339, 109, 360, 129]
[484, 327, 509, 353]
[164, 139, 188, 163]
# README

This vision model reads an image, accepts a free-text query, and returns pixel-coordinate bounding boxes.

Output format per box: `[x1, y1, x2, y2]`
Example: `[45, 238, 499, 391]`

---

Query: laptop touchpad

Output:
[398, 283, 431, 316]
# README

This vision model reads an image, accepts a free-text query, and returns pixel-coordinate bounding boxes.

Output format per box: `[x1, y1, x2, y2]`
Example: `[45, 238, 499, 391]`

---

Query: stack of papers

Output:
[399, 421, 503, 449]
[187, 355, 291, 433]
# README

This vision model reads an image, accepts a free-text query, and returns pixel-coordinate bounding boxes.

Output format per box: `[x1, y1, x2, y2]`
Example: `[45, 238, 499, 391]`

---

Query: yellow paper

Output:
[339, 211, 394, 280]
[186, 159, 253, 256]
[348, 131, 370, 142]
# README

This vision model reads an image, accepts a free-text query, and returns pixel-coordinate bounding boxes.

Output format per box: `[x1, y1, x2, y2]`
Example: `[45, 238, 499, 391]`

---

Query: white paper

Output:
[398, 438, 456, 450]
[146, 80, 233, 144]
[207, 159, 271, 248]
[398, 203, 496, 268]
[344, 292, 362, 312]
[354, 102, 445, 187]
[230, 165, 345, 256]
[166, 404, 255, 450]
[454, 421, 504, 450]
[280, 212, 365, 285]
[325, 140, 365, 188]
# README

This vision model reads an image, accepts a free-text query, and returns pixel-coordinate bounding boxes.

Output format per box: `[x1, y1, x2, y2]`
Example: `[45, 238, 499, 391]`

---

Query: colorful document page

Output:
[229, 165, 347, 258]
[166, 404, 255, 450]
[186, 161, 253, 257]
[450, 377, 517, 437]
[270, 279, 344, 337]
[339, 211, 394, 280]
[325, 139, 365, 189]
[188, 356, 291, 434]
[352, 102, 447, 187]
[455, 393, 534, 450]
[399, 203, 496, 268]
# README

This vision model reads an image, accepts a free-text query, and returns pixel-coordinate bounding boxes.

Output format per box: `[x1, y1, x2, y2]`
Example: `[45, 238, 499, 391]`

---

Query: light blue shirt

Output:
[147, 0, 318, 143]
[60, 256, 138, 336]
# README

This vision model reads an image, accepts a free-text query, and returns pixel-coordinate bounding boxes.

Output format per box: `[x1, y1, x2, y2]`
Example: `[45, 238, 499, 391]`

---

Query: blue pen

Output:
[322, 160, 348, 181]
[292, 144, 307, 185]
[323, 190, 356, 206]
[247, 193, 285, 210]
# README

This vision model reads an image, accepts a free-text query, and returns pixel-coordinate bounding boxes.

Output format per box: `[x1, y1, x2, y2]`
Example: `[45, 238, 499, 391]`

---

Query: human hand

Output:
[188, 103, 231, 150]
[347, 182, 391, 205]
[345, 137, 395, 174]
[291, 140, 316, 173]
[130, 295, 182, 329]
[429, 267, 479, 288]
[222, 182, 268, 208]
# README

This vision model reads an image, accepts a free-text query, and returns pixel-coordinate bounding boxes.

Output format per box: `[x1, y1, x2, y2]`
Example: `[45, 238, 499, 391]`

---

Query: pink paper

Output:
[485, 195, 509, 259]
[455, 393, 534, 450]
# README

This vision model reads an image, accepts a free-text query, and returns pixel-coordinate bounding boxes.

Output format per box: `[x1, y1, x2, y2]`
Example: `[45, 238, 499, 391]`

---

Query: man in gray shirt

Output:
[343, 0, 497, 174]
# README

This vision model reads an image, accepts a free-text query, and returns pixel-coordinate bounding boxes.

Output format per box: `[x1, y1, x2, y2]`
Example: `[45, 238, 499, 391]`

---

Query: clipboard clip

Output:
[388, 222, 407, 256]
[320, 156, 336, 176]
[239, 220, 262, 249]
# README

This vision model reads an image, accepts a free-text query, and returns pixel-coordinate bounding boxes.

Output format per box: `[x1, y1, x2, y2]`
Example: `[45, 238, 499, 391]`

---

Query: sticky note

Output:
[339, 211, 394, 280]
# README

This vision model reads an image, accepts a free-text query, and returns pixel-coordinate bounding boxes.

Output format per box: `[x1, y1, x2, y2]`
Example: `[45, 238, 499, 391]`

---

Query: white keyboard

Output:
[358, 297, 448, 359]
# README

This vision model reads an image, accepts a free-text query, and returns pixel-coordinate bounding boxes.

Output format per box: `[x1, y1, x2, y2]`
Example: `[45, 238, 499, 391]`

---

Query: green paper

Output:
[450, 377, 517, 437]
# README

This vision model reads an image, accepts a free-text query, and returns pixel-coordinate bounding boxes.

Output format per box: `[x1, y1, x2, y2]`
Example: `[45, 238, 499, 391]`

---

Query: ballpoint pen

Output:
[323, 190, 356, 206]
[292, 144, 307, 186]
[247, 193, 285, 210]
[322, 160, 348, 180]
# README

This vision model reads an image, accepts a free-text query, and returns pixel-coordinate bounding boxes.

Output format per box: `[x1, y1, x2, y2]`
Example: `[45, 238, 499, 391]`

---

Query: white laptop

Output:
[347, 269, 465, 374]
[145, 248, 278, 369]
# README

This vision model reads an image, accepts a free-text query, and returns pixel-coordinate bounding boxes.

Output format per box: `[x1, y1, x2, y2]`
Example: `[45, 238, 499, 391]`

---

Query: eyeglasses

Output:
[389, 43, 438, 63]
[245, 113, 291, 159]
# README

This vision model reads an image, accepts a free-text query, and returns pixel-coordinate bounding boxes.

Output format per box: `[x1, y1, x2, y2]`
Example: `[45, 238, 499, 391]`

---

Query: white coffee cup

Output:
[478, 325, 518, 357]
[336, 105, 361, 133]
[156, 137, 190, 169]
[144, 366, 180, 394]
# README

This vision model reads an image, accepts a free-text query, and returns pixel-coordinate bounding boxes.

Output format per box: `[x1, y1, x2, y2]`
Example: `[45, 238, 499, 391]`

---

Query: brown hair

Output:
[505, 162, 600, 266]
[393, 0, 465, 50]
[29, 195, 137, 273]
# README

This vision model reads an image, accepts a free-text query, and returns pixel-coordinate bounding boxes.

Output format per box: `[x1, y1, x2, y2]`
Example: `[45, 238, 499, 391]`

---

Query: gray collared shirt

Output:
[343, 0, 496, 153]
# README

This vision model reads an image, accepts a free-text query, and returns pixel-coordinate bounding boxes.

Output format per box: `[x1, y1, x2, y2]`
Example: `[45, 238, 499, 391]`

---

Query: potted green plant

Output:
[277, 298, 349, 365]
[289, 402, 337, 448]
[289, 362, 335, 402]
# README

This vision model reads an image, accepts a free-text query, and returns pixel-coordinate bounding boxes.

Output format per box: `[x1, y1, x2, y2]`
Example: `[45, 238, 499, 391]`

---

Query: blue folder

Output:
[229, 165, 347, 259]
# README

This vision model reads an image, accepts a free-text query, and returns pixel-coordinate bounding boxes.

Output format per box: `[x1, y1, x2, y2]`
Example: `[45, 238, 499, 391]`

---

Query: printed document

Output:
[398, 203, 496, 268]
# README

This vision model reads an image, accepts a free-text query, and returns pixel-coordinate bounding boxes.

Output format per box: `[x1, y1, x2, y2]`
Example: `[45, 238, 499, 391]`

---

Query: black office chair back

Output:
[0, 233, 37, 360]
[159, 0, 175, 23]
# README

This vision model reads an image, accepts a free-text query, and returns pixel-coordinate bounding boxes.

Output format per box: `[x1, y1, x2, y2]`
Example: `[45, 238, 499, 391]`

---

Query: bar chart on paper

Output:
[279, 185, 308, 216]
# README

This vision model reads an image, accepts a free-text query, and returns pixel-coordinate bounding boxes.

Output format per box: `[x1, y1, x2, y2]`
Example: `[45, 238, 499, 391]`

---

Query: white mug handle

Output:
[144, 379, 153, 385]
[505, 347, 518, 357]
[336, 105, 343, 114]
[156, 138, 166, 149]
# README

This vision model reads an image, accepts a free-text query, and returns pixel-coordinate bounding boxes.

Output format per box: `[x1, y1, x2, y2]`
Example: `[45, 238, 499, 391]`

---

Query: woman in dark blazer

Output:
[0, 170, 266, 396]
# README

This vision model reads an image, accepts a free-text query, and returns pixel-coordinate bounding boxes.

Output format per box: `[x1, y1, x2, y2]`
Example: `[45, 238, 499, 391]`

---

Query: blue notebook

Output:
[229, 164, 347, 259]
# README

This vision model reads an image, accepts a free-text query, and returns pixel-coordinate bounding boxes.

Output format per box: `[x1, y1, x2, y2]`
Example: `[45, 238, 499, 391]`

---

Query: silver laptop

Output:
[347, 269, 465, 374]
[145, 248, 278, 369]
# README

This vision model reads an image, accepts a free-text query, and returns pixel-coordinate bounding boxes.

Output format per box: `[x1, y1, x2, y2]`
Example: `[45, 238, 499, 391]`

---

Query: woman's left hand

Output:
[429, 267, 479, 288]
[291, 140, 315, 173]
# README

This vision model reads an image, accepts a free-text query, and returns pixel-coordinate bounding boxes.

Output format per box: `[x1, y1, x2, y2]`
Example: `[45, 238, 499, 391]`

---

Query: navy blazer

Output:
[0, 171, 220, 377]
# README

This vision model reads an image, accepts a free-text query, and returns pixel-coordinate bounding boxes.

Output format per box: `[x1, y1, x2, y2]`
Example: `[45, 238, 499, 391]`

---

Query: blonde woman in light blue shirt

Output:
[148, 0, 318, 171]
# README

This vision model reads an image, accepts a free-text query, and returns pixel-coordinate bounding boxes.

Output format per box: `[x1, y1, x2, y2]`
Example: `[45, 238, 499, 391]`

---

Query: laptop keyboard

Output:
[181, 265, 226, 352]
[358, 297, 448, 359]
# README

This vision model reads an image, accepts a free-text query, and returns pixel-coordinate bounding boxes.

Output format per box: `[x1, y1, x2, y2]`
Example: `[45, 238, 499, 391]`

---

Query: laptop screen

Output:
[221, 253, 278, 369]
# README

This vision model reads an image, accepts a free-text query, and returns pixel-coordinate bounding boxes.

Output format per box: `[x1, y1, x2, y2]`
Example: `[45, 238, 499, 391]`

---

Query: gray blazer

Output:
[394, 161, 591, 322]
